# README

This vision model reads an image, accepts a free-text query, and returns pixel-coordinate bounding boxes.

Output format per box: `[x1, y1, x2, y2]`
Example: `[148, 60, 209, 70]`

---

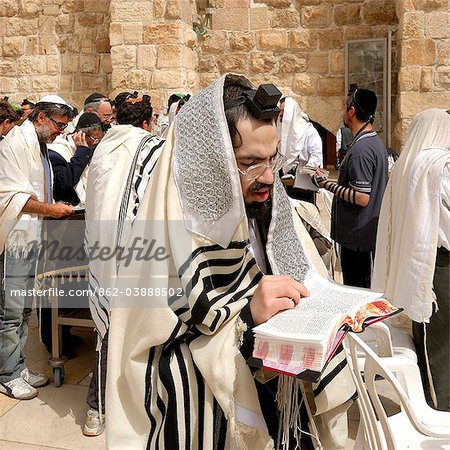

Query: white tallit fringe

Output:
[235, 316, 247, 349]
[276, 376, 301, 450]
[5, 230, 36, 259]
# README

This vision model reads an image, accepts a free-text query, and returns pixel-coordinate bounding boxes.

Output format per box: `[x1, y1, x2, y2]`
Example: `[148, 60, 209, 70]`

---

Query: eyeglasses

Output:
[237, 151, 283, 180]
[87, 135, 102, 145]
[48, 117, 68, 131]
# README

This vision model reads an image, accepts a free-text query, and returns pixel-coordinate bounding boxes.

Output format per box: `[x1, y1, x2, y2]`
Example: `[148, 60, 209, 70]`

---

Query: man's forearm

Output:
[322, 181, 370, 207]
[22, 198, 52, 216]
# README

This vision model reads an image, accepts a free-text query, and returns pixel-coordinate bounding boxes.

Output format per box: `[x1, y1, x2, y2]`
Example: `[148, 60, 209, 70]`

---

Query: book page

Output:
[253, 270, 382, 342]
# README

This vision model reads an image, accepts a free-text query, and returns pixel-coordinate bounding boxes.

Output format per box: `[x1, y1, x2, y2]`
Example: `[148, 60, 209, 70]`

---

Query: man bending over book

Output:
[105, 75, 354, 449]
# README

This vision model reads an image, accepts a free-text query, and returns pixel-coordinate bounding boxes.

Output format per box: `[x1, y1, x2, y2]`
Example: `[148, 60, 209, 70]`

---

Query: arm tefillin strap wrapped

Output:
[224, 84, 282, 120]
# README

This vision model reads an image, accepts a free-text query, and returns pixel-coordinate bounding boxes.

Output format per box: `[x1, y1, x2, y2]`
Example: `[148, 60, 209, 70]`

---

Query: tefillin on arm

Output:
[224, 84, 282, 120]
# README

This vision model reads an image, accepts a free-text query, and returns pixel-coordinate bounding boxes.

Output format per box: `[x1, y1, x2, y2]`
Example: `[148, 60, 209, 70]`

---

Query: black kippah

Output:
[84, 92, 107, 105]
[76, 112, 102, 130]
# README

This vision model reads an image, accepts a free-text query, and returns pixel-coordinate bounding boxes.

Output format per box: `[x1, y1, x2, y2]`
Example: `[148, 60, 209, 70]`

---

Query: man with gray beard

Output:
[0, 96, 74, 400]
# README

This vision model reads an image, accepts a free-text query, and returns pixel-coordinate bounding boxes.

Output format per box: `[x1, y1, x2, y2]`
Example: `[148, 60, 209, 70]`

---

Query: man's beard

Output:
[245, 182, 273, 223]
[35, 123, 57, 144]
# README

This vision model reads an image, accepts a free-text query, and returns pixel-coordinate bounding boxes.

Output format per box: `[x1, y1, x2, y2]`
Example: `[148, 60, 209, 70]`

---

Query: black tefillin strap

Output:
[223, 84, 282, 120]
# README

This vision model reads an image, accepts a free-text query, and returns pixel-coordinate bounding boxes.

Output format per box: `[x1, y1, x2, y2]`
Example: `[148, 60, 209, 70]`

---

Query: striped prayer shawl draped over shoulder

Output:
[106, 75, 354, 450]
[85, 126, 164, 343]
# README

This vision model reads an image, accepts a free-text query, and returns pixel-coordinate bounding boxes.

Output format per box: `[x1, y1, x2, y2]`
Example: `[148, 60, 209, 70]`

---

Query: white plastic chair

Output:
[344, 332, 450, 449]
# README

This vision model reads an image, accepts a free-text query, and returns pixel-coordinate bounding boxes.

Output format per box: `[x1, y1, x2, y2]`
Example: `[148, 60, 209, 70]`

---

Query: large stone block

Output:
[277, 54, 307, 74]
[96, 34, 111, 53]
[398, 66, 421, 91]
[229, 32, 255, 51]
[435, 67, 450, 90]
[32, 75, 59, 92]
[137, 45, 157, 69]
[111, 69, 128, 90]
[199, 72, 219, 89]
[18, 57, 46, 76]
[329, 50, 345, 73]
[402, 39, 436, 66]
[77, 13, 105, 28]
[253, 0, 291, 7]
[60, 75, 73, 93]
[38, 34, 59, 55]
[0, 59, 15, 76]
[80, 55, 100, 73]
[56, 13, 74, 34]
[250, 5, 269, 30]
[201, 31, 227, 53]
[123, 23, 144, 45]
[308, 52, 329, 74]
[425, 12, 450, 38]
[143, 23, 182, 45]
[39, 15, 56, 33]
[292, 73, 318, 96]
[400, 92, 450, 118]
[412, 0, 448, 11]
[318, 77, 345, 96]
[250, 53, 277, 74]
[111, 2, 153, 22]
[61, 55, 80, 74]
[317, 29, 343, 51]
[111, 45, 137, 69]
[0, 0, 19, 17]
[80, 74, 106, 92]
[420, 67, 433, 91]
[343, 27, 372, 41]
[46, 55, 61, 74]
[400, 12, 425, 39]
[153, 69, 186, 88]
[256, 30, 287, 51]
[0, 77, 18, 92]
[225, 0, 250, 7]
[198, 55, 217, 71]
[3, 37, 25, 57]
[301, 5, 333, 28]
[61, 0, 85, 13]
[18, 0, 42, 17]
[217, 54, 248, 73]
[101, 54, 113, 73]
[183, 47, 198, 71]
[157, 44, 183, 68]
[212, 8, 249, 31]
[126, 69, 152, 90]
[271, 9, 300, 28]
[84, 0, 110, 13]
[43, 5, 60, 16]
[288, 30, 317, 51]
[154, 0, 165, 19]
[363, 1, 396, 25]
[110, 23, 123, 46]
[438, 41, 450, 65]
[6, 18, 39, 36]
[165, 0, 192, 22]
[334, 4, 361, 27]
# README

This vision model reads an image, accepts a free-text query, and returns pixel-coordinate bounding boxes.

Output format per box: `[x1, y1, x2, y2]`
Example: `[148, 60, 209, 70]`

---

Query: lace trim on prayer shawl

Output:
[267, 176, 310, 283]
[173, 75, 245, 248]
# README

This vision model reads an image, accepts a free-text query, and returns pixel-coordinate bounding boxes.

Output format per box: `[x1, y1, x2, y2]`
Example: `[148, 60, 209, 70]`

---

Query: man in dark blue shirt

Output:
[312, 87, 388, 287]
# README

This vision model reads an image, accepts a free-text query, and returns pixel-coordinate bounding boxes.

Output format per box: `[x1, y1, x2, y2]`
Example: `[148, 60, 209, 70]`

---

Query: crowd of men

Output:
[0, 74, 448, 449]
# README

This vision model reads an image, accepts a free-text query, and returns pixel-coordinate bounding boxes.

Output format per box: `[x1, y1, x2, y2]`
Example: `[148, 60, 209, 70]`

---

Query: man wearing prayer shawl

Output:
[372, 108, 450, 412]
[84, 96, 165, 436]
[106, 75, 355, 449]
[0, 97, 74, 400]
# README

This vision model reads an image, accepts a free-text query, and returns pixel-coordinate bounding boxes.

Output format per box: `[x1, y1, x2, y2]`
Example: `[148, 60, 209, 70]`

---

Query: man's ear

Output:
[36, 111, 47, 125]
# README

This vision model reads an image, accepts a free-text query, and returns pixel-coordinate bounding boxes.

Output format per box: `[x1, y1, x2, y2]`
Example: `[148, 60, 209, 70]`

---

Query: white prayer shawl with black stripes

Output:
[85, 125, 163, 343]
[106, 76, 354, 450]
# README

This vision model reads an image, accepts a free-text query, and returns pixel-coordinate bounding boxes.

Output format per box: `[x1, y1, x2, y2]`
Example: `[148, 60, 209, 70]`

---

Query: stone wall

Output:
[108, 0, 198, 109]
[395, 0, 450, 147]
[0, 0, 111, 109]
[198, 0, 398, 135]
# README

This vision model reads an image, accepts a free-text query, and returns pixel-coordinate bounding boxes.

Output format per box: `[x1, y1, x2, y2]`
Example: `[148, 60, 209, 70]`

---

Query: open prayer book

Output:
[293, 166, 329, 192]
[248, 272, 400, 382]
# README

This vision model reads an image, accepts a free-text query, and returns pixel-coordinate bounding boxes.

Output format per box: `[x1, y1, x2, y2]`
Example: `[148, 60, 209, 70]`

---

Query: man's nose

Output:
[257, 167, 274, 185]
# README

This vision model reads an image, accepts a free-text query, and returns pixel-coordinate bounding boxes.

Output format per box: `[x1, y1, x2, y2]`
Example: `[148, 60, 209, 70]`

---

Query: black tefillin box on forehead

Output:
[225, 83, 282, 121]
